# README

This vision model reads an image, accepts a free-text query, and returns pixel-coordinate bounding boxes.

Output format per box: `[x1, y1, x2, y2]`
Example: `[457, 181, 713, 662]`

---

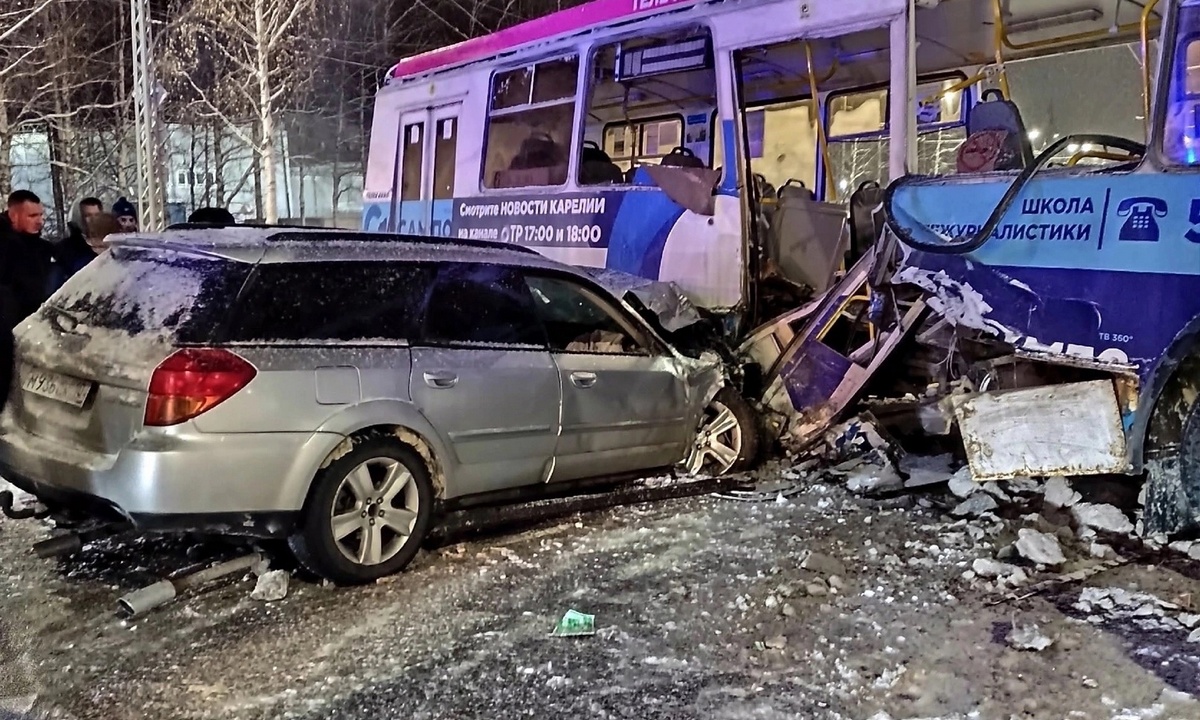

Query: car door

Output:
[523, 273, 692, 482]
[410, 262, 561, 496]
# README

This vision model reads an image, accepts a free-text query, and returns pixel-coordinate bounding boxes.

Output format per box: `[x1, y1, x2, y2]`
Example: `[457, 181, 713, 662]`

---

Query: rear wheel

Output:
[683, 388, 761, 476]
[289, 438, 434, 585]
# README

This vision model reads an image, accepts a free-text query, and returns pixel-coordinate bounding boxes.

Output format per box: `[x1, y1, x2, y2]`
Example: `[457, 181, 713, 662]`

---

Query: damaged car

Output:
[0, 228, 760, 584]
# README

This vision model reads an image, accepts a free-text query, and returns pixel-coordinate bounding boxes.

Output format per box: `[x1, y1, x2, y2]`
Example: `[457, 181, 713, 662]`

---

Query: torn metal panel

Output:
[738, 298, 825, 376]
[753, 243, 925, 449]
[643, 165, 721, 216]
[953, 380, 1129, 481]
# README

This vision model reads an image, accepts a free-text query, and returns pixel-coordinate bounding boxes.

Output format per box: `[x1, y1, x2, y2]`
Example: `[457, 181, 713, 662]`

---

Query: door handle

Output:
[570, 371, 598, 388]
[423, 371, 459, 389]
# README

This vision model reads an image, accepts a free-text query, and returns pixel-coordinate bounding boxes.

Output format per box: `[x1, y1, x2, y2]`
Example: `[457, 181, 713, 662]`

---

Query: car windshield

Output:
[43, 246, 250, 344]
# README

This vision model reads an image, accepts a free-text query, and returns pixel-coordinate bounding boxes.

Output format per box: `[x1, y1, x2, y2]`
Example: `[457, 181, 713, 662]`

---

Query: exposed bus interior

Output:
[579, 26, 720, 184]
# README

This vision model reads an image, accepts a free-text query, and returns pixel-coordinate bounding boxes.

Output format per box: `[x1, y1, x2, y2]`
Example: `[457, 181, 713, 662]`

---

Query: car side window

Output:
[419, 263, 547, 347]
[524, 275, 647, 354]
[228, 262, 433, 342]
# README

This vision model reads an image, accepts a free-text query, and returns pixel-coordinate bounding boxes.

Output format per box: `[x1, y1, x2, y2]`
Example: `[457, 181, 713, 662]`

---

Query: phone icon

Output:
[1117, 196, 1167, 242]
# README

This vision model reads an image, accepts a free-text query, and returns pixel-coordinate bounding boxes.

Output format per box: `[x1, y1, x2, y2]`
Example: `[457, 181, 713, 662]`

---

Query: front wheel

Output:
[289, 438, 434, 585]
[683, 388, 761, 476]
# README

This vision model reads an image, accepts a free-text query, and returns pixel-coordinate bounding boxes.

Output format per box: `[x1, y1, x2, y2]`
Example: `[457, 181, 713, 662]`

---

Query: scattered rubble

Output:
[250, 570, 289, 602]
[844, 462, 904, 495]
[1043, 476, 1082, 509]
[1007, 622, 1054, 651]
[1073, 587, 1191, 632]
[972, 558, 1016, 579]
[798, 550, 846, 578]
[951, 493, 998, 518]
[1015, 528, 1066, 567]
[1071, 503, 1135, 535]
[947, 467, 976, 499]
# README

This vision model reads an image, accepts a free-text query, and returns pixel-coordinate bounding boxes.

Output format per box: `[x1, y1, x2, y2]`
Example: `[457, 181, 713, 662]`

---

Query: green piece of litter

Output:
[551, 609, 595, 637]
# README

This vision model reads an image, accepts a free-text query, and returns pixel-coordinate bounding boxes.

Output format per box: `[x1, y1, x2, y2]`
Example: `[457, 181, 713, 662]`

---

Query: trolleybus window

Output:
[826, 77, 965, 193]
[1163, 3, 1200, 166]
[601, 116, 685, 171]
[483, 56, 579, 189]
[579, 29, 717, 186]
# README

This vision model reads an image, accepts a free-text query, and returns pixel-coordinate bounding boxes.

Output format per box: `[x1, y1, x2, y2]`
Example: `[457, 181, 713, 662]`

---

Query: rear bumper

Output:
[0, 423, 338, 533]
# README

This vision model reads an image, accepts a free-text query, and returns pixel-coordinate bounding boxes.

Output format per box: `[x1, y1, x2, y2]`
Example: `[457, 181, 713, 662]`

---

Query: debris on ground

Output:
[951, 492, 998, 518]
[250, 570, 290, 602]
[1015, 528, 1066, 567]
[550, 609, 595, 637]
[1043, 476, 1082, 509]
[844, 462, 904, 495]
[947, 466, 976, 499]
[899, 453, 955, 489]
[1007, 621, 1055, 651]
[1072, 503, 1135, 535]
[1073, 587, 1190, 631]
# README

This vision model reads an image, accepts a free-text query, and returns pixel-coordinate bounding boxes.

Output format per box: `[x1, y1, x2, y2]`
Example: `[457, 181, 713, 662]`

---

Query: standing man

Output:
[0, 191, 56, 324]
[55, 197, 104, 284]
[112, 197, 138, 232]
[0, 190, 56, 413]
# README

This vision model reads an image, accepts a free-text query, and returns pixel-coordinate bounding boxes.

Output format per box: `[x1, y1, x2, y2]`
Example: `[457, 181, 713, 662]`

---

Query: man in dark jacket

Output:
[54, 196, 103, 285]
[0, 190, 57, 328]
[0, 190, 57, 414]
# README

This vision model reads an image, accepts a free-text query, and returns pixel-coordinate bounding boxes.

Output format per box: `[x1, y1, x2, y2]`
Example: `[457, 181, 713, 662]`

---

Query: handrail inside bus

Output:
[991, 0, 1011, 98]
[804, 41, 837, 202]
[1142, 0, 1162, 136]
[992, 0, 1159, 55]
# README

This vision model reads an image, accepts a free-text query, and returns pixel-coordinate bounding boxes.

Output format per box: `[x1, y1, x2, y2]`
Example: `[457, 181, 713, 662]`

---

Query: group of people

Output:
[0, 191, 239, 331]
[0, 190, 237, 412]
[0, 191, 140, 331]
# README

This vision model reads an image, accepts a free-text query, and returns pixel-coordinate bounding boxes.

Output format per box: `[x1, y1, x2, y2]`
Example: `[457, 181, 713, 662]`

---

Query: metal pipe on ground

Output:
[33, 523, 129, 559]
[117, 553, 263, 618]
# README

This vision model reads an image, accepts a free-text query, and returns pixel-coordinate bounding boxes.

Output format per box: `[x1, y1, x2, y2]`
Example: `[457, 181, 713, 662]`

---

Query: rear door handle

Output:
[570, 371, 598, 388]
[423, 371, 458, 389]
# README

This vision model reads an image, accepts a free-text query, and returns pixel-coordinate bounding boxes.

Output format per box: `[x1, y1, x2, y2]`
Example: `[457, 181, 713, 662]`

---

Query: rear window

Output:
[45, 247, 250, 344]
[227, 262, 435, 343]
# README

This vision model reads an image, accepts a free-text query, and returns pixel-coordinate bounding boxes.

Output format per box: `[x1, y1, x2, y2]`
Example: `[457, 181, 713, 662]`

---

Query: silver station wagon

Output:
[0, 229, 760, 583]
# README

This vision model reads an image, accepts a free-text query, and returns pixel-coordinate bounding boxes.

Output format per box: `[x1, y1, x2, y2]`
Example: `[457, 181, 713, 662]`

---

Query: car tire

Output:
[289, 437, 435, 585]
[684, 387, 761, 476]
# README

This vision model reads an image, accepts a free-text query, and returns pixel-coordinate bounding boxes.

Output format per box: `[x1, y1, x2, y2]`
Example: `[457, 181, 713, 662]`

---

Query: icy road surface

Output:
[1, 471, 1199, 720]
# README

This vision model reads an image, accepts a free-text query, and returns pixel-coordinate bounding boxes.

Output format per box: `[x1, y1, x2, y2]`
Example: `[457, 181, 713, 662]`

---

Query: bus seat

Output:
[957, 88, 1034, 172]
[659, 146, 706, 169]
[847, 180, 883, 264]
[493, 132, 568, 187]
[580, 141, 624, 185]
[767, 179, 848, 294]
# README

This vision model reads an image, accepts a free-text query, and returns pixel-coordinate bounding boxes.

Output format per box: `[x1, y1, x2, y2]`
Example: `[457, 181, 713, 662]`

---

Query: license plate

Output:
[22, 367, 92, 408]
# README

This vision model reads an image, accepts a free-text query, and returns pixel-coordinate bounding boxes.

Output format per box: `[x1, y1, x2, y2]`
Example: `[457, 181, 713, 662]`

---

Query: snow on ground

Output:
[0, 464, 1199, 720]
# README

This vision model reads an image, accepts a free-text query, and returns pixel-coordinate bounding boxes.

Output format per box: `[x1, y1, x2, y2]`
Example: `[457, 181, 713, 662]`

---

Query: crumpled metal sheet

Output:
[583, 267, 703, 333]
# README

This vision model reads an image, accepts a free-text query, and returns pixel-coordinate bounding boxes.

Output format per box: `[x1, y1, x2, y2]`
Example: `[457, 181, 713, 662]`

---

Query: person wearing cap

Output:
[112, 197, 138, 232]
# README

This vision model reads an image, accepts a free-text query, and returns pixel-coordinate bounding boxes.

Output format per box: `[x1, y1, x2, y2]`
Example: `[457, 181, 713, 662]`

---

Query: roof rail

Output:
[165, 222, 323, 231]
[163, 223, 540, 255]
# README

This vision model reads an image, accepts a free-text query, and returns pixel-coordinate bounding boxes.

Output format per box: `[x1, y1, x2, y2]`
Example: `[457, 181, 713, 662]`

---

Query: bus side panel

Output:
[362, 90, 405, 231]
[451, 180, 742, 309]
[890, 172, 1200, 377]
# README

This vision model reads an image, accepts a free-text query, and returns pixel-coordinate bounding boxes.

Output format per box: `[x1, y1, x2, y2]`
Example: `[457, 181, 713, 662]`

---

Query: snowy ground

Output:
[2, 465, 1200, 720]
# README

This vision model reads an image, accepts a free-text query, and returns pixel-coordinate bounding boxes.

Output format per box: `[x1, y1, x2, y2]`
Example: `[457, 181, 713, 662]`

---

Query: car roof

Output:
[106, 227, 594, 279]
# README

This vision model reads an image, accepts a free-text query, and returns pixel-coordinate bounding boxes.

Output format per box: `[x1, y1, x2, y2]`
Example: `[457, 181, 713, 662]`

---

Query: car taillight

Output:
[144, 348, 257, 427]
